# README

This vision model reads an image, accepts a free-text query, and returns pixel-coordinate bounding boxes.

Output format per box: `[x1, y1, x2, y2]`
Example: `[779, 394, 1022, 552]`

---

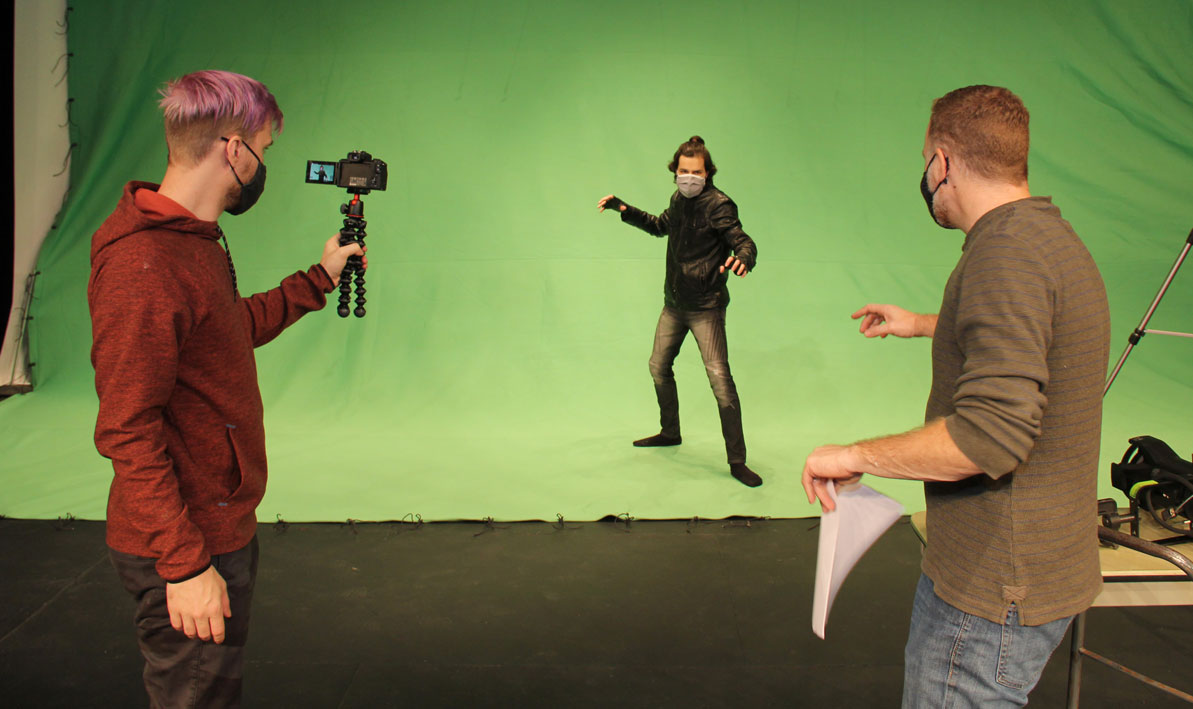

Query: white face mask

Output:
[675, 173, 705, 198]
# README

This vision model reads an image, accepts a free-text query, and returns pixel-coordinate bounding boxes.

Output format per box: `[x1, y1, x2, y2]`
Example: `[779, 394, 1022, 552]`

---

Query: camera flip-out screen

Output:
[306, 161, 336, 184]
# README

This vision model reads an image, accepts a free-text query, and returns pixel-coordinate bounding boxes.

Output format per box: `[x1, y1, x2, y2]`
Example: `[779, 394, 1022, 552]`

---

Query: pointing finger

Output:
[851, 304, 878, 320]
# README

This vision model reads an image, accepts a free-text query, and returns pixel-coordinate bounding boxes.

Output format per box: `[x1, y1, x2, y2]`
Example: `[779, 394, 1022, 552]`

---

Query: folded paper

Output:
[812, 482, 905, 639]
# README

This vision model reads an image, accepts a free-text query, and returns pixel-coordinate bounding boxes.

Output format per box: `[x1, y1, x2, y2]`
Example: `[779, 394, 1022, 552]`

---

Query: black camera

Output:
[305, 150, 388, 194]
[305, 149, 388, 318]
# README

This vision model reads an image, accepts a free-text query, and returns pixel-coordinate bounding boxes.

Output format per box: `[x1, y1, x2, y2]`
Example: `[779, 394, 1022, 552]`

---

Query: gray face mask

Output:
[675, 173, 706, 198]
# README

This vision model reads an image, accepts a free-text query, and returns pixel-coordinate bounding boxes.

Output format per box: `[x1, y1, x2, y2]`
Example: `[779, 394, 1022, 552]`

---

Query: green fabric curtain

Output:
[3, 0, 1190, 521]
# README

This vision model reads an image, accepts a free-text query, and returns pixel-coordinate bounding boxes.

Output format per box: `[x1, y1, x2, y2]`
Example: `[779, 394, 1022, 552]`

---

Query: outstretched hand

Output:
[851, 303, 921, 339]
[720, 256, 748, 277]
[597, 194, 627, 213]
[321, 234, 367, 287]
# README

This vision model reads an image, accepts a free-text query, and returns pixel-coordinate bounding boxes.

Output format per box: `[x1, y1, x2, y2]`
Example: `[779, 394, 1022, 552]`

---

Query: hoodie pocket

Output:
[219, 424, 246, 506]
[219, 424, 267, 507]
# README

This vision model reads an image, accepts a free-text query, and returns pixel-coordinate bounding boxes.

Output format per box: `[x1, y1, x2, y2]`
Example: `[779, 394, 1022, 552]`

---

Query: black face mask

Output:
[221, 136, 266, 215]
[919, 154, 949, 228]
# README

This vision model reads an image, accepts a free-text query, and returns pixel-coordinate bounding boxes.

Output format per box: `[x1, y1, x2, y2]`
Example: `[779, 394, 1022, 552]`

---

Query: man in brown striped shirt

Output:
[802, 85, 1110, 707]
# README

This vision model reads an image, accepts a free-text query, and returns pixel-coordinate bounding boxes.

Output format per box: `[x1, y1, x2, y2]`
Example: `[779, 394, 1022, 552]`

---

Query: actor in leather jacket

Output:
[599, 136, 761, 487]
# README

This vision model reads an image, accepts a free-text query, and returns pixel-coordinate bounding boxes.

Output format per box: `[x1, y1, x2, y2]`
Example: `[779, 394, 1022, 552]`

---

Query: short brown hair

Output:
[668, 135, 717, 180]
[928, 85, 1029, 184]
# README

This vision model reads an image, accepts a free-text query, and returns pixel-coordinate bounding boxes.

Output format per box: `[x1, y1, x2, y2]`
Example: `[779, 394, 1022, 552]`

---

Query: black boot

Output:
[730, 463, 762, 487]
[633, 433, 682, 447]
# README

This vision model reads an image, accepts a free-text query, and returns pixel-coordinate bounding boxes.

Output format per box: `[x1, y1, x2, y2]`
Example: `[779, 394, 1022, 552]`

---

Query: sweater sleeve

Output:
[620, 203, 671, 237]
[709, 197, 756, 271]
[238, 265, 334, 348]
[944, 233, 1054, 478]
[90, 245, 210, 581]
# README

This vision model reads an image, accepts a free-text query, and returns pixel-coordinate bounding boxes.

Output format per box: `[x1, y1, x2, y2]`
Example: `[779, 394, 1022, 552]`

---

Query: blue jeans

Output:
[648, 306, 745, 464]
[902, 574, 1071, 708]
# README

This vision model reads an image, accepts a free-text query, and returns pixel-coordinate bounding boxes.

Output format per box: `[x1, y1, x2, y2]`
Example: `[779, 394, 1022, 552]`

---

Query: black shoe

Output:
[633, 433, 682, 447]
[730, 463, 762, 487]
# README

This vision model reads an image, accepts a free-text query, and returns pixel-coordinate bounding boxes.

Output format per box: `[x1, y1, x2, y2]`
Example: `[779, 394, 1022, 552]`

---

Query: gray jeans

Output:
[648, 305, 746, 464]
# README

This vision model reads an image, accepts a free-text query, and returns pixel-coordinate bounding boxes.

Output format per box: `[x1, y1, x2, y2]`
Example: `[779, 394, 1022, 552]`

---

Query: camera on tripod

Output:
[305, 151, 388, 194]
[305, 150, 387, 318]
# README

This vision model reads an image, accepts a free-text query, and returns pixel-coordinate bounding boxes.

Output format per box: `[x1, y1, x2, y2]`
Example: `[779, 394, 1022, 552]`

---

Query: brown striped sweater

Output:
[923, 196, 1110, 625]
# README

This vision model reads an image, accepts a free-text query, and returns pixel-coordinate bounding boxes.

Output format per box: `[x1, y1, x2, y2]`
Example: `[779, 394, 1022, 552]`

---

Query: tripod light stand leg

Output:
[1103, 231, 1191, 397]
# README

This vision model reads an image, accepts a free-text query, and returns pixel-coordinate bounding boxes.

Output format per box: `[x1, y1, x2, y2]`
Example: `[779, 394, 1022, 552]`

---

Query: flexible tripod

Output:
[338, 194, 367, 318]
[1103, 227, 1193, 396]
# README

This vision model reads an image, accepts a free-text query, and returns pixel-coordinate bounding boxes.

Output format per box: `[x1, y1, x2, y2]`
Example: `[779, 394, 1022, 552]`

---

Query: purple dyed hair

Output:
[158, 70, 283, 164]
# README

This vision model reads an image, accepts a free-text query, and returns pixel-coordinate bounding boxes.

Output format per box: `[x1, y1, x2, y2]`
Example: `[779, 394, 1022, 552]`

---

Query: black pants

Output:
[109, 536, 259, 709]
[648, 305, 746, 464]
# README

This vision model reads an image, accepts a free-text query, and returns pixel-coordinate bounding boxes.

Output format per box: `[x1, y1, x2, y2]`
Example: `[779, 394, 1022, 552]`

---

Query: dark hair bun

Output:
[688, 135, 704, 145]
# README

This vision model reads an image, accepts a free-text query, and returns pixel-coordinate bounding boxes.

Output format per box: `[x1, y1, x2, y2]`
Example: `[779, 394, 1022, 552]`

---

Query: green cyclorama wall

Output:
[1, 0, 1191, 521]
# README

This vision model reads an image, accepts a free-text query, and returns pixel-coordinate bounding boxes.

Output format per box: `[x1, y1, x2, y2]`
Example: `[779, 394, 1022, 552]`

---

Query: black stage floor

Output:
[1, 516, 1189, 707]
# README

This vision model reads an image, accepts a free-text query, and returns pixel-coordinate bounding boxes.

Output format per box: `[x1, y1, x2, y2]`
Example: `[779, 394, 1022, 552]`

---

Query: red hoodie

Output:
[89, 181, 334, 581]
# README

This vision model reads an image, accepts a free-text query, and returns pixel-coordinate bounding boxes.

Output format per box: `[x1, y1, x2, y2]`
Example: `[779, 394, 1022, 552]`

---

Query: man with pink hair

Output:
[88, 70, 363, 706]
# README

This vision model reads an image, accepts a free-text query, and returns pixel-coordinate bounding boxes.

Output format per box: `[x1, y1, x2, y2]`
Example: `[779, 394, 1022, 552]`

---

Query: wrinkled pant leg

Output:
[648, 306, 688, 439]
[688, 307, 746, 464]
[110, 536, 259, 709]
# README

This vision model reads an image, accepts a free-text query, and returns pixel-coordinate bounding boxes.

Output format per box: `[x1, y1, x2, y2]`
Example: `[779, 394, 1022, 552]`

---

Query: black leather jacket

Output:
[621, 183, 757, 311]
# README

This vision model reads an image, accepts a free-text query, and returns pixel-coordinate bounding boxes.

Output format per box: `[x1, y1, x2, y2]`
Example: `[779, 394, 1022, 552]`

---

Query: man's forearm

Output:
[239, 265, 332, 347]
[621, 204, 667, 236]
[849, 418, 982, 482]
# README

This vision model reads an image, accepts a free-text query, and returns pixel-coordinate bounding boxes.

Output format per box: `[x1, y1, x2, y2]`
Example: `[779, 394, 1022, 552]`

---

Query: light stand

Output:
[1103, 228, 1193, 396]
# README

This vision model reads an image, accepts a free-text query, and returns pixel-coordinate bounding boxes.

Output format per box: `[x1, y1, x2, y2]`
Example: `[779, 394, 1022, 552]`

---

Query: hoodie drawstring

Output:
[215, 226, 238, 296]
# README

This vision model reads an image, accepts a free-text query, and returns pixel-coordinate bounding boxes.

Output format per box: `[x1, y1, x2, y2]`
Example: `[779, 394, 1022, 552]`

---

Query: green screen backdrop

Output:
[2, 0, 1191, 522]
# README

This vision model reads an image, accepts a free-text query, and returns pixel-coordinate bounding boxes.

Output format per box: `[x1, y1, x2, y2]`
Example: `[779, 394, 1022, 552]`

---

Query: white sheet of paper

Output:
[812, 482, 904, 639]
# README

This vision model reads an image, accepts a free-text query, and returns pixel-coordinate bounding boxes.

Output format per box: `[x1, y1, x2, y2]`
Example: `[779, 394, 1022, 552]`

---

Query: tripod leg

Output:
[337, 262, 354, 318]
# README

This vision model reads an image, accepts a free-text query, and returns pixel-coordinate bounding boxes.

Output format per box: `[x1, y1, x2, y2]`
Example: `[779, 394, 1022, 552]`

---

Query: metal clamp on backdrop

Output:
[305, 151, 388, 318]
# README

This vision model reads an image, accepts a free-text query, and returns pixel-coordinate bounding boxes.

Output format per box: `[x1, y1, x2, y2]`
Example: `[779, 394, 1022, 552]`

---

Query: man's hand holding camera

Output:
[321, 234, 367, 287]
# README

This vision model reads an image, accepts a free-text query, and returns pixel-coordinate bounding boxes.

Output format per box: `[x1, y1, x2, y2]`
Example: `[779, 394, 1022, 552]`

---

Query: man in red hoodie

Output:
[89, 70, 363, 707]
